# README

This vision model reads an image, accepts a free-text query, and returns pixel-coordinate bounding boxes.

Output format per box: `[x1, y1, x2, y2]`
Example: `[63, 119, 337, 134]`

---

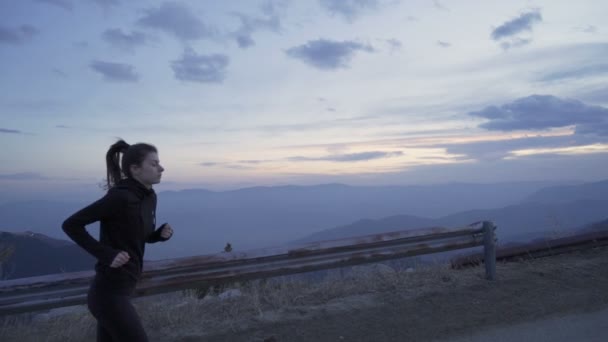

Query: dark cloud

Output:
[442, 136, 581, 161]
[0, 25, 39, 45]
[231, 12, 280, 49]
[137, 2, 215, 41]
[385, 38, 402, 52]
[90, 60, 139, 82]
[469, 95, 608, 136]
[200, 162, 218, 167]
[32, 0, 73, 11]
[52, 68, 68, 77]
[500, 37, 531, 50]
[171, 48, 229, 83]
[0, 128, 24, 134]
[491, 10, 542, 40]
[0, 172, 48, 180]
[102, 28, 148, 52]
[288, 151, 403, 162]
[437, 40, 451, 48]
[540, 64, 608, 82]
[286, 39, 374, 70]
[319, 0, 395, 22]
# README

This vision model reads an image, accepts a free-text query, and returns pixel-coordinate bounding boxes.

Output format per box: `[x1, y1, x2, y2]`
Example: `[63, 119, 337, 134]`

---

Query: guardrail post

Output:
[483, 221, 496, 280]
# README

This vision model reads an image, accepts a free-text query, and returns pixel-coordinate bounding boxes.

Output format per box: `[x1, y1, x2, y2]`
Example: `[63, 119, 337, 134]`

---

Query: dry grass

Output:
[0, 260, 472, 342]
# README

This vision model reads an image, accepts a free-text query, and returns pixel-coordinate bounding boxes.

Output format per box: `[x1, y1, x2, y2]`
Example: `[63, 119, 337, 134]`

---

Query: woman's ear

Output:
[129, 163, 141, 176]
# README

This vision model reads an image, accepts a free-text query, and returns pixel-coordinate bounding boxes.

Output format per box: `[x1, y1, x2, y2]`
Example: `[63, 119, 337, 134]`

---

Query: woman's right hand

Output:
[110, 251, 130, 268]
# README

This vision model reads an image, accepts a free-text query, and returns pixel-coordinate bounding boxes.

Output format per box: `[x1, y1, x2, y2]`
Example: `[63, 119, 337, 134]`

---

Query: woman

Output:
[62, 139, 173, 342]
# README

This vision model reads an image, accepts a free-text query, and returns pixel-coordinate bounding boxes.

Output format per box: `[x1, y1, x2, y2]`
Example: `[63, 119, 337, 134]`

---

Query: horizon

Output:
[1, 1, 607, 198]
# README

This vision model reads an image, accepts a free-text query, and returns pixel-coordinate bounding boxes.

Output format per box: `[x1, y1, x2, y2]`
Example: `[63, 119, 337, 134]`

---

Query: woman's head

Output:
[105, 139, 164, 189]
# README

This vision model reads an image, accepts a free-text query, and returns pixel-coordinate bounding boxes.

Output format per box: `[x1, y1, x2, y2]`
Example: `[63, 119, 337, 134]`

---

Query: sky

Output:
[1, 0, 607, 198]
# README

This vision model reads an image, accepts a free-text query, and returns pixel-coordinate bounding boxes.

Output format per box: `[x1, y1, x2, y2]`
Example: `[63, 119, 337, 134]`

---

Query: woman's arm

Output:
[62, 190, 125, 265]
[146, 223, 171, 243]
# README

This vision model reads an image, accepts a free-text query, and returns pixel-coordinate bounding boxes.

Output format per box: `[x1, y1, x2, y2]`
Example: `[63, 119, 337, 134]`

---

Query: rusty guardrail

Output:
[0, 221, 496, 316]
[451, 228, 608, 268]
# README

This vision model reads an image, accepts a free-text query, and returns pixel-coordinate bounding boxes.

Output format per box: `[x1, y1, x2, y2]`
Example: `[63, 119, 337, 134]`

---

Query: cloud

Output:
[0, 128, 24, 134]
[385, 38, 402, 52]
[0, 172, 48, 180]
[92, 0, 120, 8]
[288, 151, 403, 162]
[433, 0, 449, 11]
[286, 39, 374, 70]
[437, 40, 451, 48]
[90, 60, 139, 82]
[102, 28, 148, 52]
[469, 95, 608, 136]
[32, 0, 73, 11]
[442, 136, 576, 161]
[56, 125, 70, 128]
[137, 1, 215, 41]
[231, 13, 280, 48]
[319, 0, 395, 22]
[573, 25, 597, 34]
[52, 68, 68, 77]
[491, 10, 542, 40]
[499, 37, 531, 50]
[539, 64, 608, 82]
[171, 48, 230, 83]
[0, 25, 39, 45]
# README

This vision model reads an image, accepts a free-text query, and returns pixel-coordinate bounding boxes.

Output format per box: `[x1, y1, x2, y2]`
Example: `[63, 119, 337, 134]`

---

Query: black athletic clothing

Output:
[62, 177, 168, 290]
[88, 275, 148, 342]
[62, 177, 169, 341]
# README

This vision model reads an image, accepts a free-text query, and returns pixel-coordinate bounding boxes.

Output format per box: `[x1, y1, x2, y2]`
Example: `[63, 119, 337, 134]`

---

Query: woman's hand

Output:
[160, 223, 173, 240]
[110, 251, 130, 268]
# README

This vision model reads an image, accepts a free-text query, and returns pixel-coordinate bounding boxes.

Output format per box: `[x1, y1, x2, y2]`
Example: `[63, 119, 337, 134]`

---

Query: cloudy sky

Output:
[1, 0, 607, 197]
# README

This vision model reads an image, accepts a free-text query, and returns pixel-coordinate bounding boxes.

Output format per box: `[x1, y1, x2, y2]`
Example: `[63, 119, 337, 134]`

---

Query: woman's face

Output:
[130, 152, 164, 187]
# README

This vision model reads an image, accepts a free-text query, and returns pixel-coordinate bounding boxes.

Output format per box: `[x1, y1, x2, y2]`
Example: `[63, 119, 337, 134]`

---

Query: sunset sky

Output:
[1, 0, 607, 198]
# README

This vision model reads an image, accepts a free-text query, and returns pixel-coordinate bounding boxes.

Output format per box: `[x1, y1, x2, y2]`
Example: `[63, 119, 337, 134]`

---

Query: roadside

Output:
[195, 246, 608, 342]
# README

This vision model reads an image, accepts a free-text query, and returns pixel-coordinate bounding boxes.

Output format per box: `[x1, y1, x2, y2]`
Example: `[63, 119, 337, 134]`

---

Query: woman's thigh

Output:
[87, 286, 148, 342]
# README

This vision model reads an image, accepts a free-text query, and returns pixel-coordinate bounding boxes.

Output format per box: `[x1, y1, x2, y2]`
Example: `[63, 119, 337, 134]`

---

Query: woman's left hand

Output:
[160, 224, 173, 240]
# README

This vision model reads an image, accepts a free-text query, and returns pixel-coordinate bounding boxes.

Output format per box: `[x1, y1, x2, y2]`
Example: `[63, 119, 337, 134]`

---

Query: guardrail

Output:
[0, 221, 496, 316]
[451, 228, 608, 269]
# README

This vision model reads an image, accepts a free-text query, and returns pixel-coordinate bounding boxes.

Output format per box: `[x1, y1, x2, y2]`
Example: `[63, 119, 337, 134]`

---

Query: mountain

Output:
[0, 231, 95, 280]
[0, 180, 582, 259]
[522, 179, 608, 203]
[294, 179, 608, 245]
[294, 214, 436, 244]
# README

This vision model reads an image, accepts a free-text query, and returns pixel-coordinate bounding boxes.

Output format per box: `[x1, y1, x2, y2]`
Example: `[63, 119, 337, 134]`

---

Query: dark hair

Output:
[105, 139, 158, 189]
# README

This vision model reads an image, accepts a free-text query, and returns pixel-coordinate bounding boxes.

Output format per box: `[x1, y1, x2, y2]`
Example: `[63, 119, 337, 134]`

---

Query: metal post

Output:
[483, 221, 496, 280]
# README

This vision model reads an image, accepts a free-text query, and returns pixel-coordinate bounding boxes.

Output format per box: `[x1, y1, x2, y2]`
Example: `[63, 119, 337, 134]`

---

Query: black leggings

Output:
[87, 281, 148, 342]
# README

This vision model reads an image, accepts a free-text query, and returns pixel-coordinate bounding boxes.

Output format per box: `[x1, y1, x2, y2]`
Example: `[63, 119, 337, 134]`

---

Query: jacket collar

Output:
[117, 177, 155, 198]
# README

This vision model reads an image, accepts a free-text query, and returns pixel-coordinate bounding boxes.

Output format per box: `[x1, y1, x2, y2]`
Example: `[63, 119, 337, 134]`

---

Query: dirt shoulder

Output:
[193, 246, 608, 342]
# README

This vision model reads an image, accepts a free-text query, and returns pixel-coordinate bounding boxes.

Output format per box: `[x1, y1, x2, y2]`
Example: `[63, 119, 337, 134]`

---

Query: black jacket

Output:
[62, 178, 168, 288]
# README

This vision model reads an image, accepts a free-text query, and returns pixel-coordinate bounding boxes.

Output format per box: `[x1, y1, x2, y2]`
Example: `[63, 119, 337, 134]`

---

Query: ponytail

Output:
[104, 139, 158, 189]
[105, 139, 130, 189]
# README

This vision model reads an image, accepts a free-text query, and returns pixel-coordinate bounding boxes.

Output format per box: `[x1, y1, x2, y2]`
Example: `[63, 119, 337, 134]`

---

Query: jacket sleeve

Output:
[62, 190, 125, 265]
[146, 223, 170, 243]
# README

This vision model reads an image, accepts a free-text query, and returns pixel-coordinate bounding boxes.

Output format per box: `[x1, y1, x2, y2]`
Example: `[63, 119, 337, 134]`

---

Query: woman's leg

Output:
[88, 285, 148, 342]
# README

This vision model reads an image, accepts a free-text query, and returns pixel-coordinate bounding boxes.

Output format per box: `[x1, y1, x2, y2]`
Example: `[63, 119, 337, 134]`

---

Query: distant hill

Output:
[0, 181, 568, 258]
[522, 179, 608, 203]
[294, 214, 436, 244]
[297, 199, 608, 246]
[0, 231, 95, 280]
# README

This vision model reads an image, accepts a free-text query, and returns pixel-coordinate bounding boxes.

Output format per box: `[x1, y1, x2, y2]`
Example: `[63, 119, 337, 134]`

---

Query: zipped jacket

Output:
[62, 177, 168, 287]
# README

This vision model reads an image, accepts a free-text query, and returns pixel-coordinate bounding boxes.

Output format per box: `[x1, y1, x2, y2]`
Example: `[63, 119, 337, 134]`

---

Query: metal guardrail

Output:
[0, 221, 496, 316]
[451, 228, 608, 269]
